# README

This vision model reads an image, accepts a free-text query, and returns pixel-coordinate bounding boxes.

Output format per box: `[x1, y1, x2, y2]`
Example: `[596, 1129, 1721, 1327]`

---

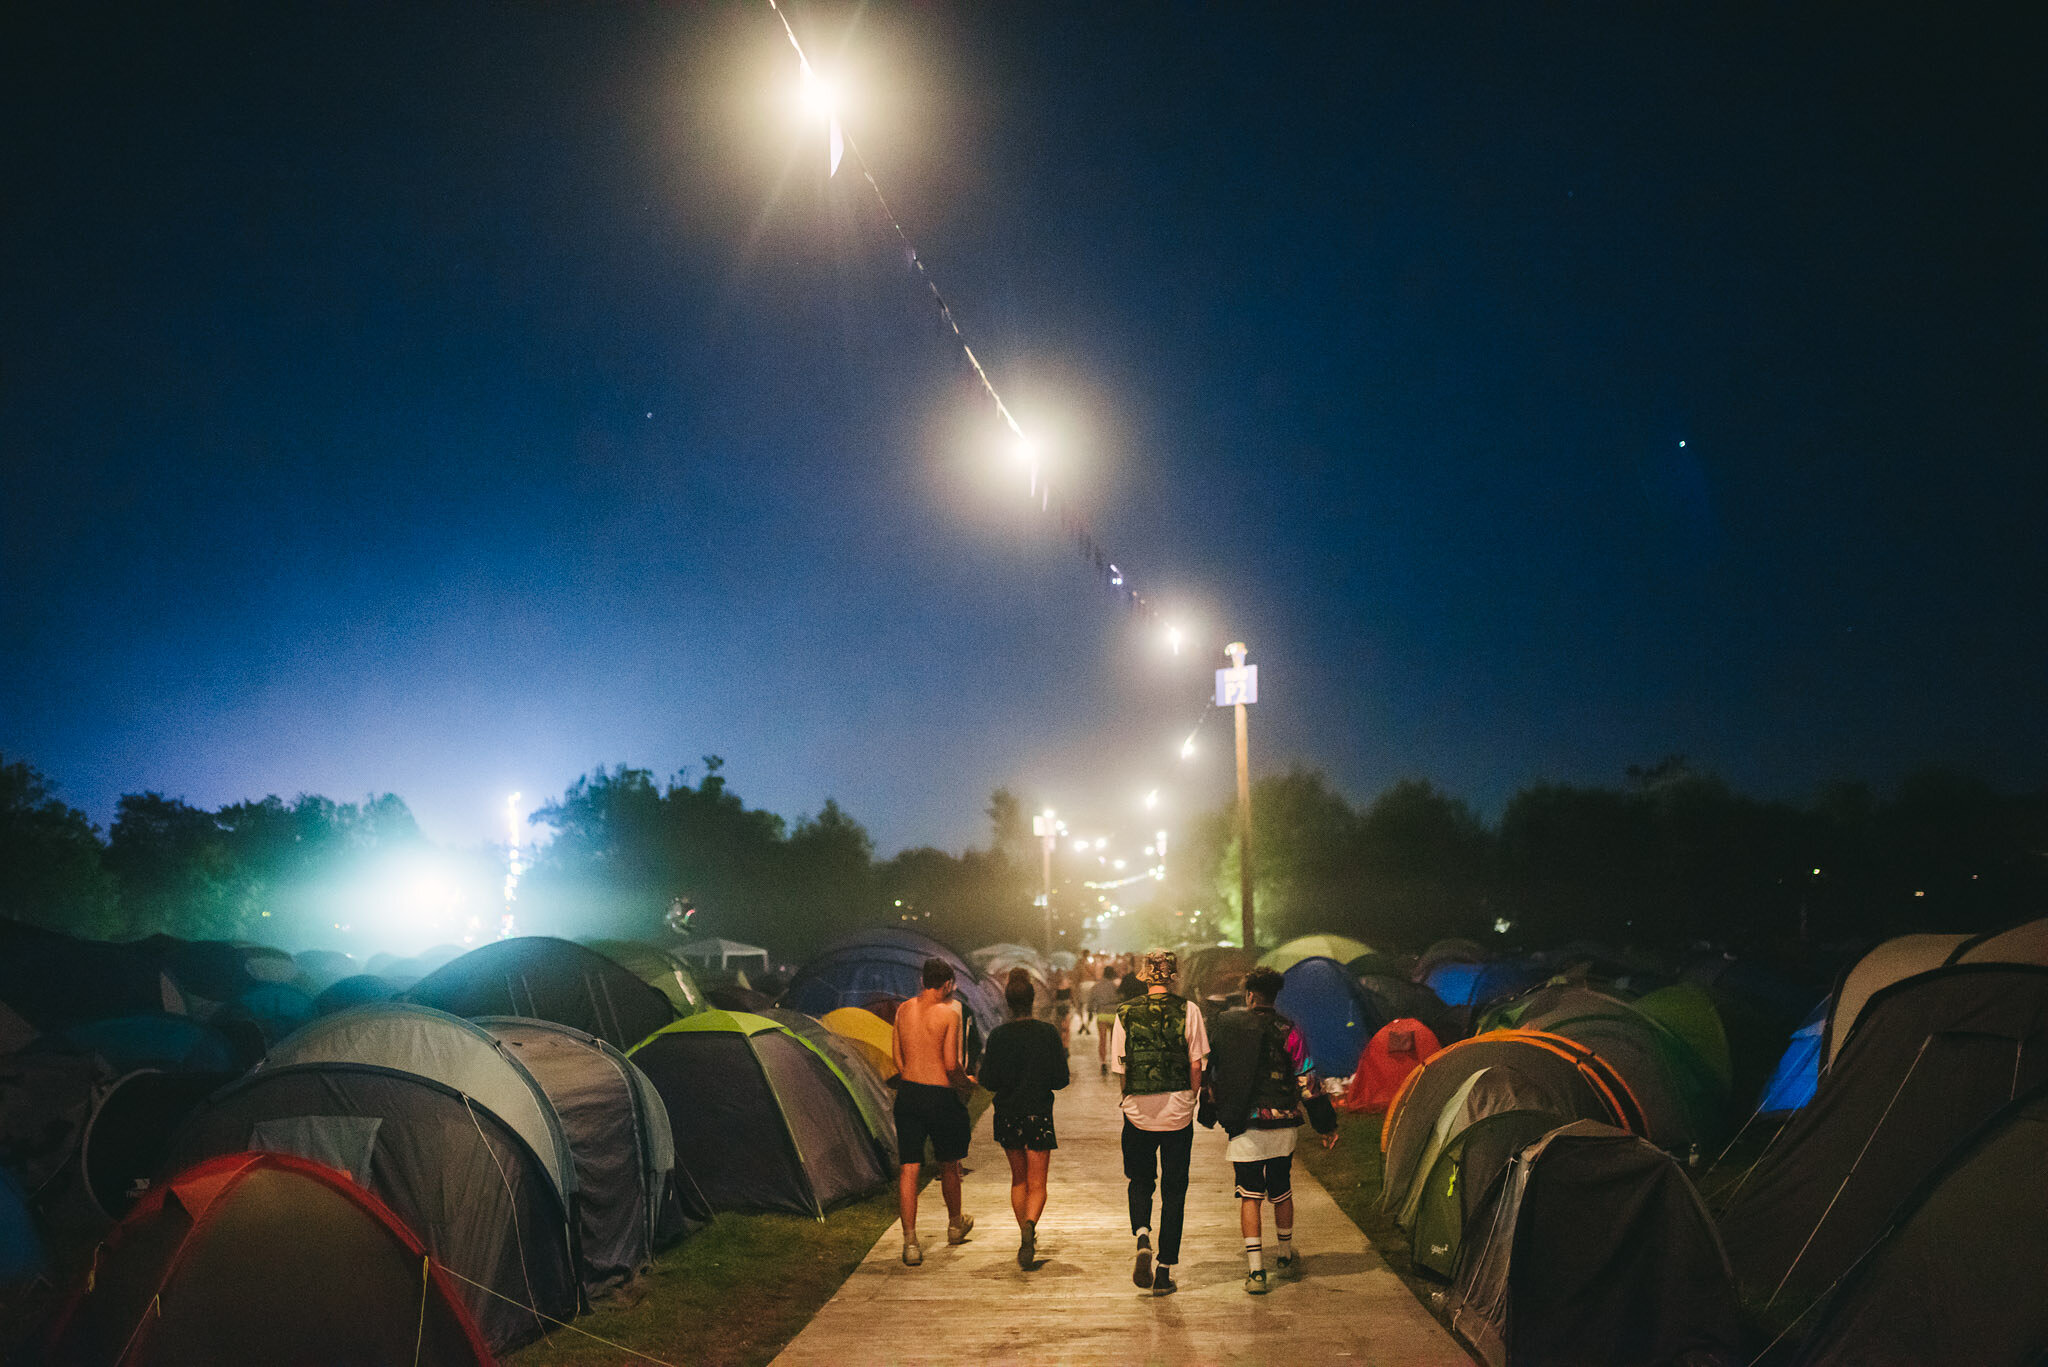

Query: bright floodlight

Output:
[1179, 733, 1197, 759]
[1166, 625, 1183, 654]
[1143, 789, 1159, 810]
[798, 62, 839, 119]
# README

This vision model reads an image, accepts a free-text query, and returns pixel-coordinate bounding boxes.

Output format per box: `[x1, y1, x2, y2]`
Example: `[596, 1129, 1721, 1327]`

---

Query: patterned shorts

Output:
[993, 1111, 1059, 1152]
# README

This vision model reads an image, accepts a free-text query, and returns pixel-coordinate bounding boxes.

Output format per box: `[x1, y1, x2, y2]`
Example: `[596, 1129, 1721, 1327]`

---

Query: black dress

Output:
[980, 1017, 1070, 1151]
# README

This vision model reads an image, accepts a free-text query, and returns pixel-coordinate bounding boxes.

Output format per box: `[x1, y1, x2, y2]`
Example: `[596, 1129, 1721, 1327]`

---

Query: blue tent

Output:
[0, 1163, 45, 1289]
[51, 1014, 238, 1073]
[1757, 1001, 1827, 1114]
[1423, 957, 1543, 1010]
[783, 930, 1002, 1046]
[1275, 956, 1385, 1078]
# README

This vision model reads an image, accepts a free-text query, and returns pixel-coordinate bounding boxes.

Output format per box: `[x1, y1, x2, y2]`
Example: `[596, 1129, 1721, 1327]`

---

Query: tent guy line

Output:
[435, 1262, 685, 1367]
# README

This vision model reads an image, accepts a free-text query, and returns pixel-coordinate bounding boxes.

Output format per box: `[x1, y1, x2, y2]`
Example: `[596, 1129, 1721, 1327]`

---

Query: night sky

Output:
[5, 3, 2043, 856]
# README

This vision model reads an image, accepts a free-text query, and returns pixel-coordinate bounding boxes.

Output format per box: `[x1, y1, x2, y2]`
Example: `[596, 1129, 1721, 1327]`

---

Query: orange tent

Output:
[1338, 1017, 1441, 1112]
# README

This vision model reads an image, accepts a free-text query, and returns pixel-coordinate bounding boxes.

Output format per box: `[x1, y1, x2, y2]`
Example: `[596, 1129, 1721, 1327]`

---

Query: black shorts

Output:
[894, 1081, 971, 1164]
[993, 1110, 1058, 1152]
[1233, 1155, 1293, 1202]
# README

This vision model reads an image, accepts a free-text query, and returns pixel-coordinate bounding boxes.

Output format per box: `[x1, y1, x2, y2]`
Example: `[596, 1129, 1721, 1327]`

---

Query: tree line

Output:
[2, 751, 2041, 964]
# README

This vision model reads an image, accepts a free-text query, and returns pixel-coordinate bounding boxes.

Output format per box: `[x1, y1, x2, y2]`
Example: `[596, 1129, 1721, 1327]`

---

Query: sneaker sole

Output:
[1133, 1250, 1153, 1287]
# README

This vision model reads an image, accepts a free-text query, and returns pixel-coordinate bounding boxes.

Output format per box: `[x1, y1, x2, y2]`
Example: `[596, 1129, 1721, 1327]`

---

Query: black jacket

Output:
[1204, 1006, 1337, 1139]
[978, 1018, 1070, 1116]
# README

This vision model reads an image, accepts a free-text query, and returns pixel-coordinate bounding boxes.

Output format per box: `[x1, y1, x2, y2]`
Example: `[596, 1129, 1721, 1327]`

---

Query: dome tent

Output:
[783, 929, 1002, 1053]
[43, 1151, 492, 1367]
[480, 1015, 710, 1289]
[1259, 934, 1373, 975]
[1721, 963, 2048, 1309]
[630, 1011, 889, 1218]
[1380, 1030, 1648, 1225]
[763, 1008, 898, 1165]
[1822, 917, 2048, 1073]
[1447, 1121, 1742, 1367]
[262, 1002, 579, 1220]
[403, 936, 676, 1051]
[583, 938, 707, 1018]
[821, 1006, 896, 1078]
[1274, 956, 1385, 1080]
[1339, 1017, 1442, 1114]
[78, 1069, 236, 1220]
[163, 1061, 576, 1354]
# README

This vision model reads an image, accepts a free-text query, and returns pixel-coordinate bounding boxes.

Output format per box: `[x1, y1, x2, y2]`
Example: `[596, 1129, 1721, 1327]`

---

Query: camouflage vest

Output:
[1119, 992, 1192, 1095]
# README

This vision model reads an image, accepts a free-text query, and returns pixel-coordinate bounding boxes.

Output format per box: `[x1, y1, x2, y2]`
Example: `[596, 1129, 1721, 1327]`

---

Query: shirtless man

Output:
[891, 957, 975, 1265]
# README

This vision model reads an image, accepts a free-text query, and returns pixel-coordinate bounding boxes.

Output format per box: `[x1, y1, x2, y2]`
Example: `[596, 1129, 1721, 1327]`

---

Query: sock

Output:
[1276, 1227, 1293, 1260]
[1244, 1238, 1263, 1273]
[1135, 1229, 1151, 1249]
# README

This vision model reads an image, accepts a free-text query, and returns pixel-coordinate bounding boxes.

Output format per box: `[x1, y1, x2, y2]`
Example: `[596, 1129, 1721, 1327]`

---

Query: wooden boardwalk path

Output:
[774, 1028, 1476, 1367]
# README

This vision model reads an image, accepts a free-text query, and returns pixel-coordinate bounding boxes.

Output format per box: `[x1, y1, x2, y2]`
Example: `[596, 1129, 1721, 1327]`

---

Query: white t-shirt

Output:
[1110, 998, 1210, 1131]
[1226, 1123, 1299, 1162]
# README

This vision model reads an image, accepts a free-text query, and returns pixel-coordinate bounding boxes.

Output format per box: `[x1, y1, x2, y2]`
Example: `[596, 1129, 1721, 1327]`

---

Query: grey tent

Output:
[402, 936, 676, 1051]
[1821, 918, 2048, 1073]
[1791, 1080, 2048, 1367]
[263, 1003, 578, 1219]
[162, 1061, 576, 1354]
[1448, 1120, 1742, 1367]
[1720, 963, 2048, 1308]
[762, 1007, 898, 1165]
[479, 1016, 709, 1291]
[630, 1011, 889, 1218]
[78, 1069, 235, 1220]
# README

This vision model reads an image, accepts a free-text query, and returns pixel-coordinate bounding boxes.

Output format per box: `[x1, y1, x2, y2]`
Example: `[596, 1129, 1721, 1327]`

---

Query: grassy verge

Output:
[1296, 1108, 1454, 1322]
[511, 1092, 989, 1367]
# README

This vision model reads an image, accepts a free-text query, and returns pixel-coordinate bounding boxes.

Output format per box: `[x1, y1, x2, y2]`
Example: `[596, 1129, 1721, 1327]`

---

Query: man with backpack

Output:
[1202, 965, 1339, 1294]
[1110, 948, 1208, 1295]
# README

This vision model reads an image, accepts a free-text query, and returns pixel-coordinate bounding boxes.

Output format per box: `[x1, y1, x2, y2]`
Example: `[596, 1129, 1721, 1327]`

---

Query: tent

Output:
[220, 982, 315, 1044]
[1822, 918, 2048, 1073]
[1180, 945, 1261, 1006]
[1338, 1017, 1441, 1113]
[0, 1051, 110, 1199]
[402, 936, 677, 1051]
[1493, 982, 1730, 1151]
[78, 1069, 235, 1220]
[262, 1003, 579, 1223]
[1755, 1000, 1827, 1114]
[42, 1151, 492, 1367]
[163, 1061, 576, 1353]
[1259, 934, 1373, 975]
[481, 1016, 707, 1291]
[41, 1014, 240, 1074]
[314, 972, 398, 1014]
[1380, 1030, 1647, 1222]
[763, 1008, 898, 1165]
[630, 1011, 890, 1218]
[783, 929, 1002, 1054]
[673, 936, 770, 976]
[0, 1164, 44, 1291]
[821, 1006, 896, 1079]
[1355, 972, 1456, 1042]
[583, 938, 707, 1018]
[1409, 1105, 1566, 1280]
[1447, 1121, 1743, 1367]
[1274, 956, 1385, 1079]
[292, 948, 359, 993]
[1720, 963, 2048, 1308]
[0, 924, 183, 1030]
[1790, 1079, 2048, 1367]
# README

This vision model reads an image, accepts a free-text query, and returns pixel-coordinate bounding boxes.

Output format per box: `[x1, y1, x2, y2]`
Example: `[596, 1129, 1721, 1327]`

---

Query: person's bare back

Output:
[894, 991, 965, 1088]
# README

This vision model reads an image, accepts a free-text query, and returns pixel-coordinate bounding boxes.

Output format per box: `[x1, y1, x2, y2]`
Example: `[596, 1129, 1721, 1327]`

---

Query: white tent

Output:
[674, 937, 770, 974]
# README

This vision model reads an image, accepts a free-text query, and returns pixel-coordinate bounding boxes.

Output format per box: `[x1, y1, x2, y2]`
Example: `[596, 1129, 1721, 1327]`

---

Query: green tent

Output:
[629, 1011, 888, 1218]
[1410, 1108, 1566, 1279]
[585, 939, 706, 1019]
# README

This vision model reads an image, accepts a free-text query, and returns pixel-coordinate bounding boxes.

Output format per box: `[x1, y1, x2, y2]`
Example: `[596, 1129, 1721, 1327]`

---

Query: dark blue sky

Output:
[5, 3, 2043, 855]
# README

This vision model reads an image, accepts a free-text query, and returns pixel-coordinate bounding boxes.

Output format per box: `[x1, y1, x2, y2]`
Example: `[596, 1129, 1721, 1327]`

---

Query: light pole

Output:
[1033, 808, 1058, 953]
[1219, 642, 1258, 950]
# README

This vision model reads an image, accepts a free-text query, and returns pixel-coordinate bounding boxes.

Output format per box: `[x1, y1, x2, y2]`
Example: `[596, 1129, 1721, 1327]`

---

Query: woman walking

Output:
[979, 966, 1070, 1268]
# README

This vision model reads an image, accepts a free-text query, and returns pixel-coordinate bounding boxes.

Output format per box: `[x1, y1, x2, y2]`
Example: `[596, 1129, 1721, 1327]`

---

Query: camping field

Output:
[509, 1092, 992, 1367]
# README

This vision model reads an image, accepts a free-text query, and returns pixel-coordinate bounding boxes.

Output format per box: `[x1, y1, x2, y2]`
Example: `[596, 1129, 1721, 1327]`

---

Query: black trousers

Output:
[1121, 1119, 1194, 1265]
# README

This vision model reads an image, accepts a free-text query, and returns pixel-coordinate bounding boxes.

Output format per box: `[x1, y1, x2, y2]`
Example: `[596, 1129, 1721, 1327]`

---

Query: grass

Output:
[1296, 1107, 1456, 1322]
[510, 1092, 989, 1367]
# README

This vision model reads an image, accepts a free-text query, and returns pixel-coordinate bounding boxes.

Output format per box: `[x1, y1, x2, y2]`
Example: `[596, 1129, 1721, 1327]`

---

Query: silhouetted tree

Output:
[0, 757, 120, 936]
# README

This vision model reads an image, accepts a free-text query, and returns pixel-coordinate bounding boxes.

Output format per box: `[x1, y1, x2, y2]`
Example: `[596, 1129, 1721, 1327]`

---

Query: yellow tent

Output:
[1258, 934, 1374, 975]
[822, 1006, 896, 1080]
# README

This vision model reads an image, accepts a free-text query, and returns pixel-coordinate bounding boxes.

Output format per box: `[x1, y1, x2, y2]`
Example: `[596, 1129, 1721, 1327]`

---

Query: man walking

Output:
[1203, 965, 1338, 1294]
[1110, 948, 1208, 1295]
[891, 957, 975, 1265]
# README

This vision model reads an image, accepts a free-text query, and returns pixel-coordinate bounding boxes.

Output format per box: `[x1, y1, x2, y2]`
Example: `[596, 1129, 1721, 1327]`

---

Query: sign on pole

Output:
[1214, 665, 1258, 707]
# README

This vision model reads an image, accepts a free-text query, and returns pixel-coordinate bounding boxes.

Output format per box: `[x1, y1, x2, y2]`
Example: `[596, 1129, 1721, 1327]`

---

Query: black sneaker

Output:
[1152, 1265, 1178, 1296]
[1132, 1235, 1153, 1288]
[1018, 1219, 1036, 1269]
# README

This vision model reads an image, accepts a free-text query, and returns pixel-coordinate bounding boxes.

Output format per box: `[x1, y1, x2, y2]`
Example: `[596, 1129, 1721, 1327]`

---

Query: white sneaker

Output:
[902, 1238, 923, 1266]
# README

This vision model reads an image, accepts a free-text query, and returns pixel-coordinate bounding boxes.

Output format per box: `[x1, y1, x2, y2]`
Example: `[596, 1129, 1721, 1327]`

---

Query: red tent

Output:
[45, 1151, 494, 1366]
[1339, 1017, 1441, 1112]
